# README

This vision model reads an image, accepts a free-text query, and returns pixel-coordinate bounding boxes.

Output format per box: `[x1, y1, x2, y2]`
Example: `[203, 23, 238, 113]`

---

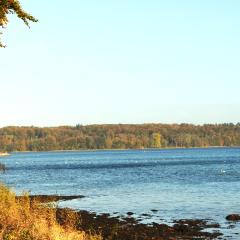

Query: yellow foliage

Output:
[0, 184, 102, 240]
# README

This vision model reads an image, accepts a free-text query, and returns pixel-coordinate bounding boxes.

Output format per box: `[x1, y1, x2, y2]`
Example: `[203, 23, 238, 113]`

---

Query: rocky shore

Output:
[57, 208, 224, 240]
[29, 194, 226, 240]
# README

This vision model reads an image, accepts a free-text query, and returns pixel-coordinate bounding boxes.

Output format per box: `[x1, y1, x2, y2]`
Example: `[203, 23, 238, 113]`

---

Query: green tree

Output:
[0, 0, 37, 47]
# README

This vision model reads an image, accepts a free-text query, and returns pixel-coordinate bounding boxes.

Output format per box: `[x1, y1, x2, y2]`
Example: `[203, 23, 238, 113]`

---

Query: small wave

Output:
[9, 157, 240, 171]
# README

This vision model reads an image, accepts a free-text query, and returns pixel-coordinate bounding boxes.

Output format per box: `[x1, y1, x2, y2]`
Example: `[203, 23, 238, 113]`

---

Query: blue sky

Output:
[0, 0, 240, 126]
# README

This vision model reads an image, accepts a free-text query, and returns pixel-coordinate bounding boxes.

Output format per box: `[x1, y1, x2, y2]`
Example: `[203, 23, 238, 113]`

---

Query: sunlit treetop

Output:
[0, 0, 37, 47]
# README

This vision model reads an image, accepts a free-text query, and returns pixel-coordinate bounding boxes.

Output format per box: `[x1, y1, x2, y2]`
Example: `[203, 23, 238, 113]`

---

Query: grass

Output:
[0, 184, 102, 240]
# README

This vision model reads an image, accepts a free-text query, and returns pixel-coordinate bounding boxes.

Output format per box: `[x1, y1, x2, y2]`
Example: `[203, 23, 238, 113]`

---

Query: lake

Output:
[1, 148, 240, 238]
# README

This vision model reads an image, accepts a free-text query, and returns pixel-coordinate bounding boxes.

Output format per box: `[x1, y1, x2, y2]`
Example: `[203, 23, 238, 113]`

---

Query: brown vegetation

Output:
[0, 123, 239, 152]
[0, 184, 101, 240]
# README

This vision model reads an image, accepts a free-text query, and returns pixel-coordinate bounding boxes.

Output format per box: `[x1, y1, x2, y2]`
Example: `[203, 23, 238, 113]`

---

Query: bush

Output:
[0, 184, 102, 240]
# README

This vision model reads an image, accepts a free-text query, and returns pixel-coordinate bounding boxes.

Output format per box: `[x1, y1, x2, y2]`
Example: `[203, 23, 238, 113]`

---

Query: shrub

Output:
[0, 184, 102, 240]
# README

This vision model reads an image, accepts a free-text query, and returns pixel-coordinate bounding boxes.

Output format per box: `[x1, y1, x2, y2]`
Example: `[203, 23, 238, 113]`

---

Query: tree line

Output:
[0, 123, 240, 152]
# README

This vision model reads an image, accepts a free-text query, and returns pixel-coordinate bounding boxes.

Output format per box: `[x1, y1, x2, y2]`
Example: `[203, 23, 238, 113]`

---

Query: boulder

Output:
[226, 214, 240, 221]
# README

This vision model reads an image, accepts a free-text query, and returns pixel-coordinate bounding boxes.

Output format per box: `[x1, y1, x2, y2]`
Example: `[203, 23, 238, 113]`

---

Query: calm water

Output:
[1, 148, 240, 238]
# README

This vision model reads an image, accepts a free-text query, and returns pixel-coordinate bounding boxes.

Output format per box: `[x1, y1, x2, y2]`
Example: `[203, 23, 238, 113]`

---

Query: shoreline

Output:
[10, 145, 240, 154]
[58, 209, 223, 240]
[18, 193, 240, 239]
[17, 194, 223, 240]
[31, 194, 224, 240]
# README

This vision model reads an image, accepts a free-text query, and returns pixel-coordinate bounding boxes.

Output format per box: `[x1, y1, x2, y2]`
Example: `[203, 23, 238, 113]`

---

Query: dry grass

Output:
[0, 184, 102, 240]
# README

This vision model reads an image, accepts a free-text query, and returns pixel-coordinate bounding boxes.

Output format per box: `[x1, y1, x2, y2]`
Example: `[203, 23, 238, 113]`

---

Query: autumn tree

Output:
[0, 0, 37, 47]
[0, 124, 239, 152]
[151, 133, 162, 148]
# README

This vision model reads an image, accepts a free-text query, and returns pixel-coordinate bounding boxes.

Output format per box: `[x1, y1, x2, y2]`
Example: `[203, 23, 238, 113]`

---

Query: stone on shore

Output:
[226, 214, 240, 221]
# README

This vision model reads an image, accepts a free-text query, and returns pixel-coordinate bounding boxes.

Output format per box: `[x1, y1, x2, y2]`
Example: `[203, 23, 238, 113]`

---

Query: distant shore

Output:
[1, 124, 239, 153]
[9, 145, 240, 154]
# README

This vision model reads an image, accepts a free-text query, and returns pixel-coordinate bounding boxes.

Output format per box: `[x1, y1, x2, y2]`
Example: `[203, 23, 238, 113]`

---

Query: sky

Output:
[0, 0, 240, 126]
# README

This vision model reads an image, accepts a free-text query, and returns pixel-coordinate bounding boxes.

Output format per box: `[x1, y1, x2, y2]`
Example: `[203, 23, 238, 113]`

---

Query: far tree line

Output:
[0, 123, 240, 152]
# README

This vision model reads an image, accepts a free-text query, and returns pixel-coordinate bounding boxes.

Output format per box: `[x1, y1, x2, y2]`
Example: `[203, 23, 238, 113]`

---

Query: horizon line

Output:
[1, 122, 240, 128]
